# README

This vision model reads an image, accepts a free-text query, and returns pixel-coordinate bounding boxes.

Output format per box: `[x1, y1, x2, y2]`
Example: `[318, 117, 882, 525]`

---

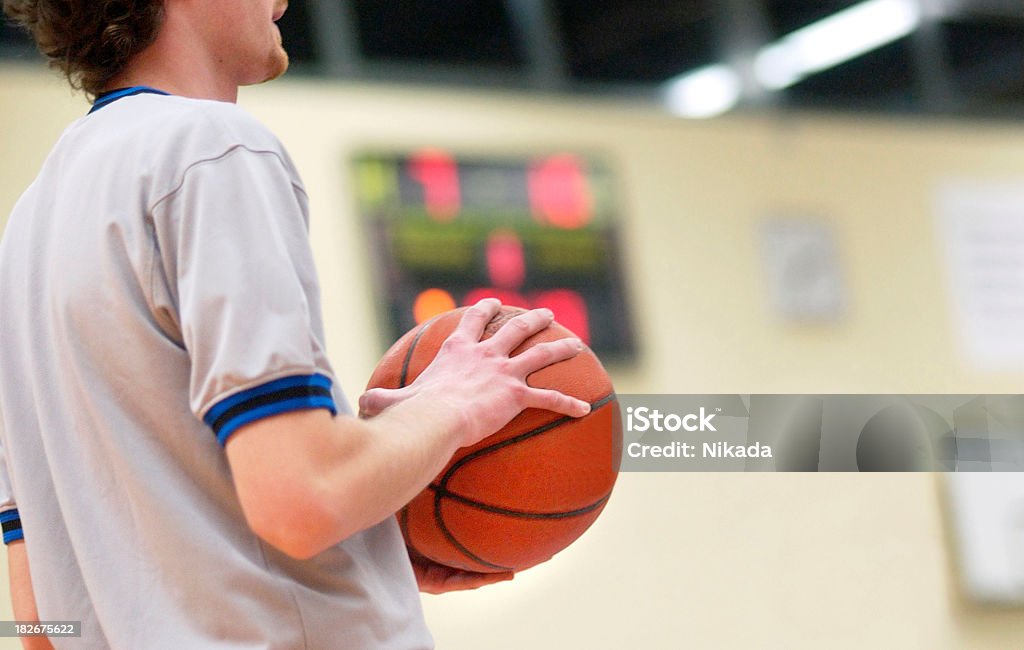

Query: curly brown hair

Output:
[2, 0, 164, 98]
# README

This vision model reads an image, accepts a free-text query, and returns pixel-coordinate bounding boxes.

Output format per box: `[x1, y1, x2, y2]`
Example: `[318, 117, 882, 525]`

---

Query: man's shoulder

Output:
[77, 94, 286, 167]
[128, 95, 283, 156]
[81, 94, 297, 201]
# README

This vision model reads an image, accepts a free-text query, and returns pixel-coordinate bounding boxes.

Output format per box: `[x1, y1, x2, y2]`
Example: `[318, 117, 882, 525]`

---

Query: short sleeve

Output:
[151, 145, 337, 445]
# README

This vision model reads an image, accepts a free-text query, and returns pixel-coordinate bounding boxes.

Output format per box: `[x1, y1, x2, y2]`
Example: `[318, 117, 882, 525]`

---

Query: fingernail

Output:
[543, 308, 554, 318]
[576, 339, 584, 350]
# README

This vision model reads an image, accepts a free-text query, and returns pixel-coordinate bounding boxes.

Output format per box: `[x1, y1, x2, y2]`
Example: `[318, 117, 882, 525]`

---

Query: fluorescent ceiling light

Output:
[754, 0, 922, 90]
[664, 64, 742, 119]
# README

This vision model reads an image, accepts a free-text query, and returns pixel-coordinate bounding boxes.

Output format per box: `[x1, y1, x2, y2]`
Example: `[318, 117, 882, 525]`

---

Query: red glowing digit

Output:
[485, 230, 526, 290]
[528, 155, 594, 230]
[408, 149, 460, 222]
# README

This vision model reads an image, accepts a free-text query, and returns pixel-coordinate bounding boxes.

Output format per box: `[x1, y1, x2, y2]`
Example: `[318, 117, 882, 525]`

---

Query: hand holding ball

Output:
[366, 305, 622, 574]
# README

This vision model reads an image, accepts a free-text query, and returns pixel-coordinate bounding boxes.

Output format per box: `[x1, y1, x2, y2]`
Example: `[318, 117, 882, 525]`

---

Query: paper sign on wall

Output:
[759, 219, 845, 322]
[937, 182, 1024, 371]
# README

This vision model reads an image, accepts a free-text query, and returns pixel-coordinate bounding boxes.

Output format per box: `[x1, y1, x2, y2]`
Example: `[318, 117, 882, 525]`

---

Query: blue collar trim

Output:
[89, 86, 171, 114]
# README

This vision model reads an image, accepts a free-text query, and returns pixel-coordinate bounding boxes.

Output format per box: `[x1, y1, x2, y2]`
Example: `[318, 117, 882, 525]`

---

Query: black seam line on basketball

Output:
[398, 506, 430, 564]
[428, 392, 615, 573]
[398, 506, 445, 569]
[399, 312, 445, 388]
[210, 386, 332, 432]
[427, 485, 611, 520]
[434, 488, 513, 572]
[438, 392, 617, 490]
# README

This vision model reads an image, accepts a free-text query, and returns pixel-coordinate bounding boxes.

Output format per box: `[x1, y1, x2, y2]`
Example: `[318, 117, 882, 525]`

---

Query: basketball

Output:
[366, 306, 622, 573]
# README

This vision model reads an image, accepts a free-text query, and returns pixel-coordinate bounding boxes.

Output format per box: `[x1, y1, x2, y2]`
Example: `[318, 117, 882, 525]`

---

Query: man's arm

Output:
[7, 541, 53, 650]
[225, 300, 589, 560]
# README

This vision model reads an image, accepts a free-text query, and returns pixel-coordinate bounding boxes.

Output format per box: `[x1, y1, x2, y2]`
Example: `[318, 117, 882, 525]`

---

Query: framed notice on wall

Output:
[937, 181, 1024, 371]
[353, 149, 635, 359]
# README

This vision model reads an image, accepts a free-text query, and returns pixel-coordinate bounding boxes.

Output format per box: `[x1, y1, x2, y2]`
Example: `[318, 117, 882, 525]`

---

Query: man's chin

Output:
[260, 50, 290, 84]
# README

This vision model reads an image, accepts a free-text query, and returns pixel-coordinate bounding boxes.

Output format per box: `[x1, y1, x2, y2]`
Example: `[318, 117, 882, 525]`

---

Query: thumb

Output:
[358, 386, 409, 418]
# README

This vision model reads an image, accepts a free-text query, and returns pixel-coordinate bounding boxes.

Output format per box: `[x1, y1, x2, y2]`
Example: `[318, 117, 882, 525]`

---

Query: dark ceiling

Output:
[4, 0, 1024, 119]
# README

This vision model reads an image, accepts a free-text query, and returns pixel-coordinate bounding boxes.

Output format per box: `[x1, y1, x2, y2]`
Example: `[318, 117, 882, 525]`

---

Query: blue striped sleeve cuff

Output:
[1, 509, 23, 544]
[204, 373, 338, 446]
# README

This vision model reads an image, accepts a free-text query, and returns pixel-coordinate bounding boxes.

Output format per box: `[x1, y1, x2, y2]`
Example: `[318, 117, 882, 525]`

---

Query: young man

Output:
[0, 0, 591, 647]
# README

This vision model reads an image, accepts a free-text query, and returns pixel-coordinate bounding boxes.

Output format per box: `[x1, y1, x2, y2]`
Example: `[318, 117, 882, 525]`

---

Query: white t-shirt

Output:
[0, 91, 432, 649]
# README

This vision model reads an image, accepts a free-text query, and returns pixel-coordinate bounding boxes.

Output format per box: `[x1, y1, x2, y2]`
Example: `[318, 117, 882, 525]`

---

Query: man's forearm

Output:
[225, 302, 589, 560]
[7, 541, 54, 650]
[226, 392, 465, 560]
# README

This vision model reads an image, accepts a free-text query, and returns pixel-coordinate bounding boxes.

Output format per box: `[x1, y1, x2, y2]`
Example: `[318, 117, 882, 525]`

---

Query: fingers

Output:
[508, 337, 584, 376]
[437, 570, 514, 592]
[413, 557, 514, 594]
[450, 298, 502, 344]
[487, 308, 554, 355]
[525, 387, 591, 418]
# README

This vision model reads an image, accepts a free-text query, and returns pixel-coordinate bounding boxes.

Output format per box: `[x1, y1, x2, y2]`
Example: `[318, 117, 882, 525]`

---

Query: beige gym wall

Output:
[1, 64, 1023, 648]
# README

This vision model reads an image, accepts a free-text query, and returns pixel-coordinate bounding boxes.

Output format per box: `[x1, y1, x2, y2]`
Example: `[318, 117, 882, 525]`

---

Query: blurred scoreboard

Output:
[354, 149, 635, 358]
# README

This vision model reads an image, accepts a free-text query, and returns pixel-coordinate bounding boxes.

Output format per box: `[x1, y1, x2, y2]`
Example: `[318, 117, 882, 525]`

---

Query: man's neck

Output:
[102, 71, 238, 104]
[102, 9, 240, 103]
